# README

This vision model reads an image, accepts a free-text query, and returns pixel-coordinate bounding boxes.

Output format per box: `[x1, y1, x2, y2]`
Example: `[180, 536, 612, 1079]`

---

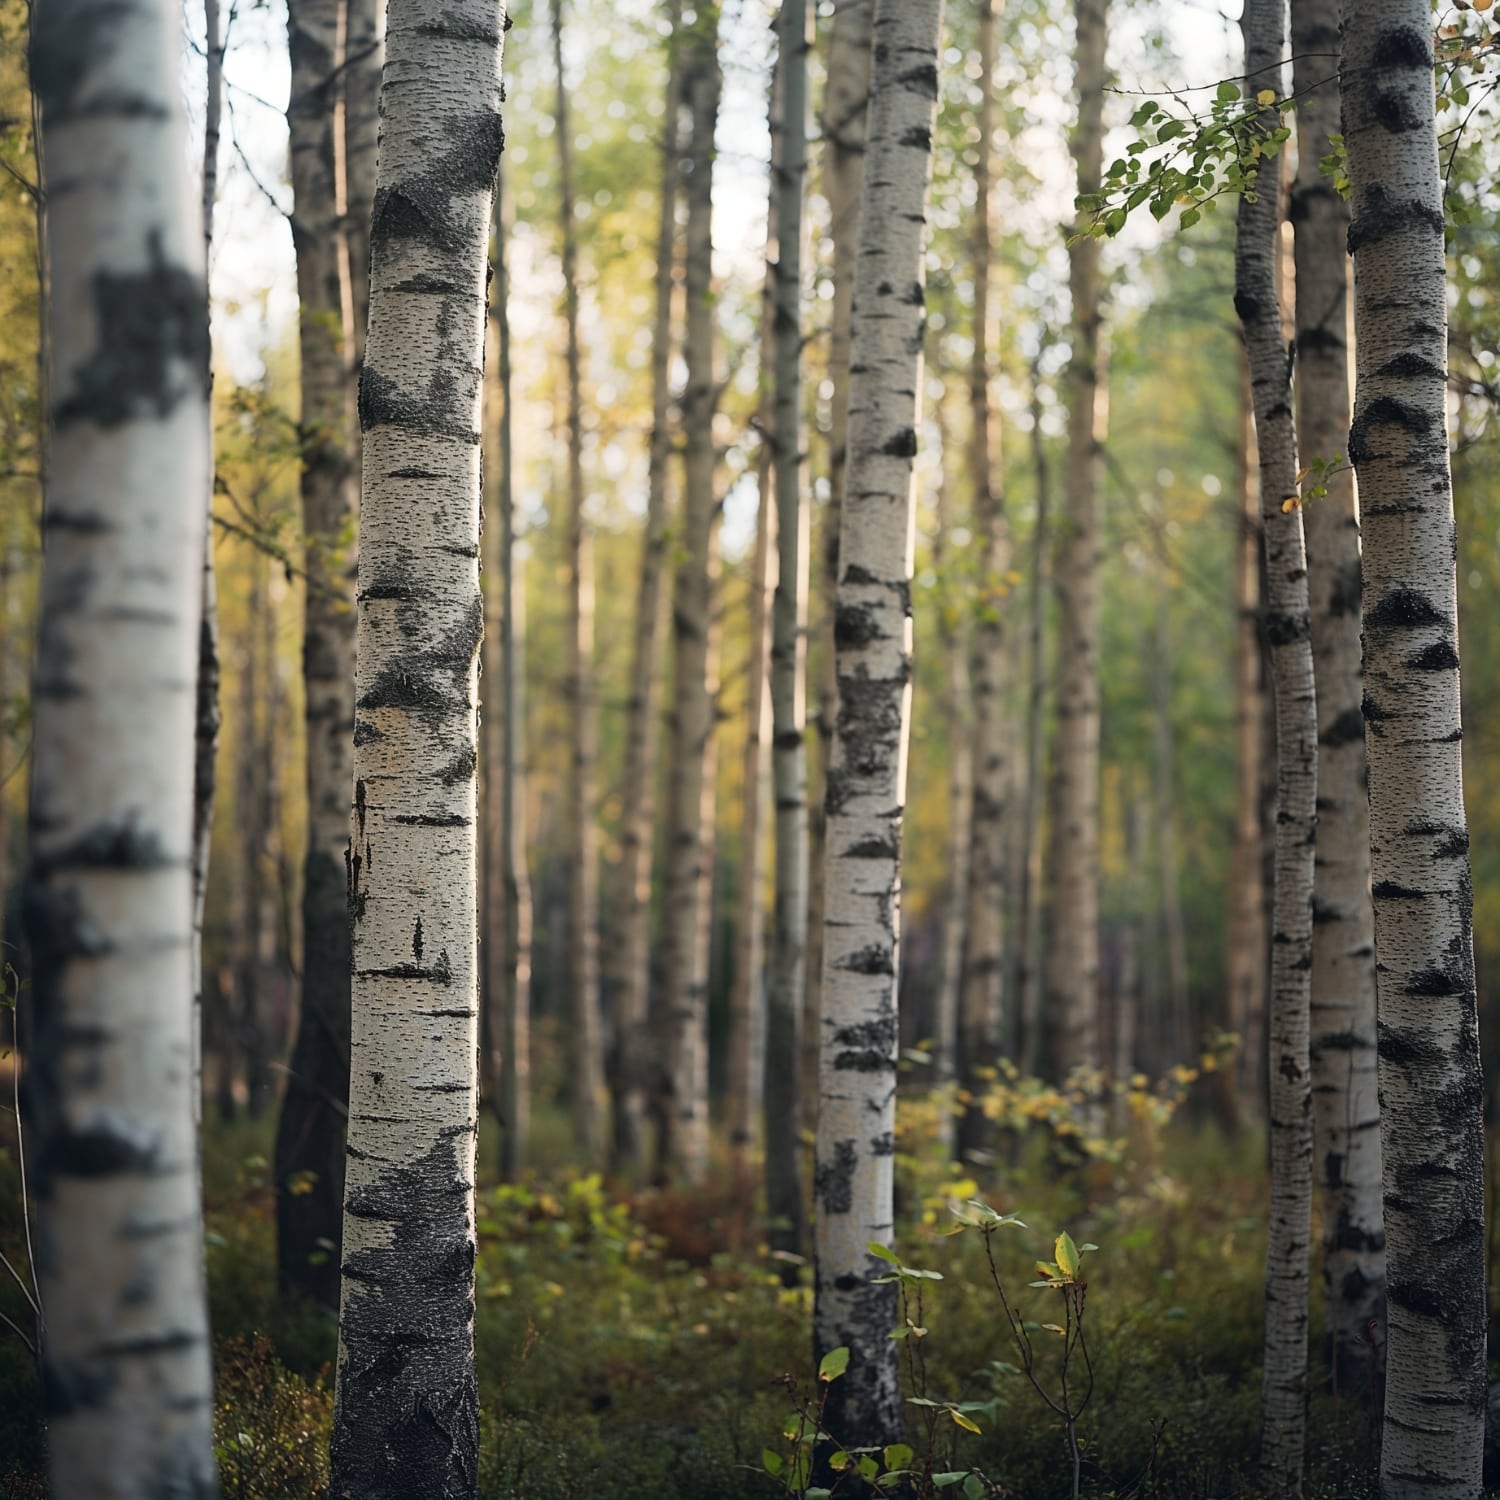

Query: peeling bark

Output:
[1342, 4, 1486, 1493]
[814, 0, 943, 1455]
[24, 0, 218, 1489]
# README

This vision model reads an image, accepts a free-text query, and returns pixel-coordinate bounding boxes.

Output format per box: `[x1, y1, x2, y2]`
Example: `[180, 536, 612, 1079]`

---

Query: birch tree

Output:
[24, 0, 218, 1489]
[1342, 3, 1486, 1492]
[766, 0, 810, 1260]
[803, 0, 871, 1131]
[552, 0, 606, 1161]
[957, 0, 1004, 1161]
[1290, 0, 1383, 1406]
[275, 0, 360, 1307]
[1045, 0, 1107, 1082]
[657, 0, 722, 1183]
[1235, 1, 1315, 1488]
[607, 0, 680, 1174]
[331, 0, 503, 1488]
[814, 0, 943, 1451]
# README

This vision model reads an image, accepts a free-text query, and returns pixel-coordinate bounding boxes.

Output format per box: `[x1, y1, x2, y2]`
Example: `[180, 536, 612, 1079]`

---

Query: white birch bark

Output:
[957, 0, 1004, 1161]
[275, 0, 359, 1310]
[1341, 4, 1486, 1493]
[552, 0, 606, 1162]
[1045, 0, 1107, 1082]
[803, 0, 872, 1134]
[1235, 2, 1315, 1490]
[814, 0, 942, 1451]
[24, 0, 217, 1490]
[1289, 0, 1384, 1408]
[331, 0, 503, 1488]
[607, 0, 680, 1174]
[658, 1, 722, 1184]
[766, 0, 811, 1260]
[344, 0, 382, 366]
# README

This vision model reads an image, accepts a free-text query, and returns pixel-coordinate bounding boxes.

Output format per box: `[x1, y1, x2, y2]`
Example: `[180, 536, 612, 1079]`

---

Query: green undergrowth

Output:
[0, 1097, 1422, 1498]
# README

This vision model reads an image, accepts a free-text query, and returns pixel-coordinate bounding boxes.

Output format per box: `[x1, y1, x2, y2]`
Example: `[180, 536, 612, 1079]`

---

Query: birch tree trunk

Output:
[345, 0, 381, 363]
[275, 0, 359, 1309]
[553, 0, 606, 1162]
[658, 1, 722, 1183]
[24, 0, 218, 1489]
[1235, 3, 1316, 1489]
[814, 0, 942, 1452]
[484, 164, 531, 1180]
[803, 0, 872, 1133]
[1225, 364, 1265, 1130]
[608, 0, 680, 1174]
[1342, 4, 1486, 1492]
[1016, 360, 1050, 1076]
[1290, 0, 1384, 1408]
[192, 0, 225, 1124]
[1151, 601, 1190, 1064]
[765, 0, 810, 1262]
[330, 0, 503, 1488]
[1045, 0, 1107, 1083]
[957, 0, 1004, 1161]
[729, 452, 773, 1167]
[931, 411, 971, 1160]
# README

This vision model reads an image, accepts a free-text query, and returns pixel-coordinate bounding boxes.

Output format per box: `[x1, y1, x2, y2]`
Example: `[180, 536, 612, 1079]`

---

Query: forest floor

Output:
[0, 1082, 1457, 1498]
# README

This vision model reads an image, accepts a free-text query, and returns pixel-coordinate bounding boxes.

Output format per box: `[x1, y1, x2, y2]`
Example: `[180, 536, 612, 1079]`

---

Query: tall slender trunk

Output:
[765, 0, 810, 1262]
[1225, 361, 1265, 1131]
[275, 0, 359, 1310]
[1045, 0, 1107, 1083]
[729, 79, 780, 1162]
[553, 0, 606, 1161]
[608, 0, 681, 1174]
[1151, 600, 1190, 1064]
[729, 455, 773, 1166]
[344, 0, 381, 364]
[1016, 361, 1050, 1077]
[1290, 0, 1384, 1408]
[957, 0, 1004, 1160]
[658, 2, 722, 1183]
[1236, 4, 1316, 1490]
[330, 0, 503, 1488]
[24, 0, 217, 1488]
[1341, 6, 1486, 1494]
[485, 164, 531, 1180]
[813, 0, 943, 1454]
[803, 0, 872, 1133]
[931, 408, 971, 1159]
[193, 0, 226, 1124]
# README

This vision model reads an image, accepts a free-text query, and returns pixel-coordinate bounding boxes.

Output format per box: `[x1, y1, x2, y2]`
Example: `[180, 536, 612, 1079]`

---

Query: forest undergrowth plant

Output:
[948, 1205, 1097, 1500]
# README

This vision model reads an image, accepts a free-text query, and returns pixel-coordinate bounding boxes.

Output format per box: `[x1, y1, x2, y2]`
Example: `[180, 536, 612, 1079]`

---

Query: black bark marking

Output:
[814, 1138, 858, 1214]
[34, 817, 172, 874]
[391, 813, 472, 827]
[1347, 393, 1433, 462]
[1372, 881, 1424, 900]
[1370, 25, 1433, 70]
[53, 232, 208, 429]
[369, 110, 504, 257]
[1378, 1025, 1442, 1067]
[843, 830, 898, 860]
[437, 746, 478, 785]
[353, 718, 383, 746]
[1346, 183, 1444, 256]
[838, 944, 893, 977]
[1365, 587, 1445, 631]
[1407, 967, 1463, 997]
[880, 427, 918, 458]
[835, 602, 884, 651]
[1263, 609, 1310, 647]
[1376, 352, 1445, 382]
[1406, 639, 1459, 672]
[358, 365, 480, 445]
[331, 1134, 479, 1500]
[359, 949, 454, 987]
[413, 917, 424, 960]
[897, 63, 939, 100]
[1320, 707, 1365, 748]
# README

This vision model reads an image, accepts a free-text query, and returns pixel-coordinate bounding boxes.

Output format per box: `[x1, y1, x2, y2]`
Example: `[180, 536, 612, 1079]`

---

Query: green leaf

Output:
[885, 1444, 915, 1471]
[829, 1450, 850, 1471]
[1156, 119, 1186, 142]
[867, 1241, 900, 1265]
[951, 1409, 983, 1434]
[1216, 80, 1240, 103]
[858, 1455, 879, 1482]
[819, 1346, 850, 1383]
[1179, 207, 1201, 230]
[761, 1449, 783, 1476]
[1055, 1232, 1081, 1278]
[964, 1474, 987, 1500]
[933, 1474, 970, 1489]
